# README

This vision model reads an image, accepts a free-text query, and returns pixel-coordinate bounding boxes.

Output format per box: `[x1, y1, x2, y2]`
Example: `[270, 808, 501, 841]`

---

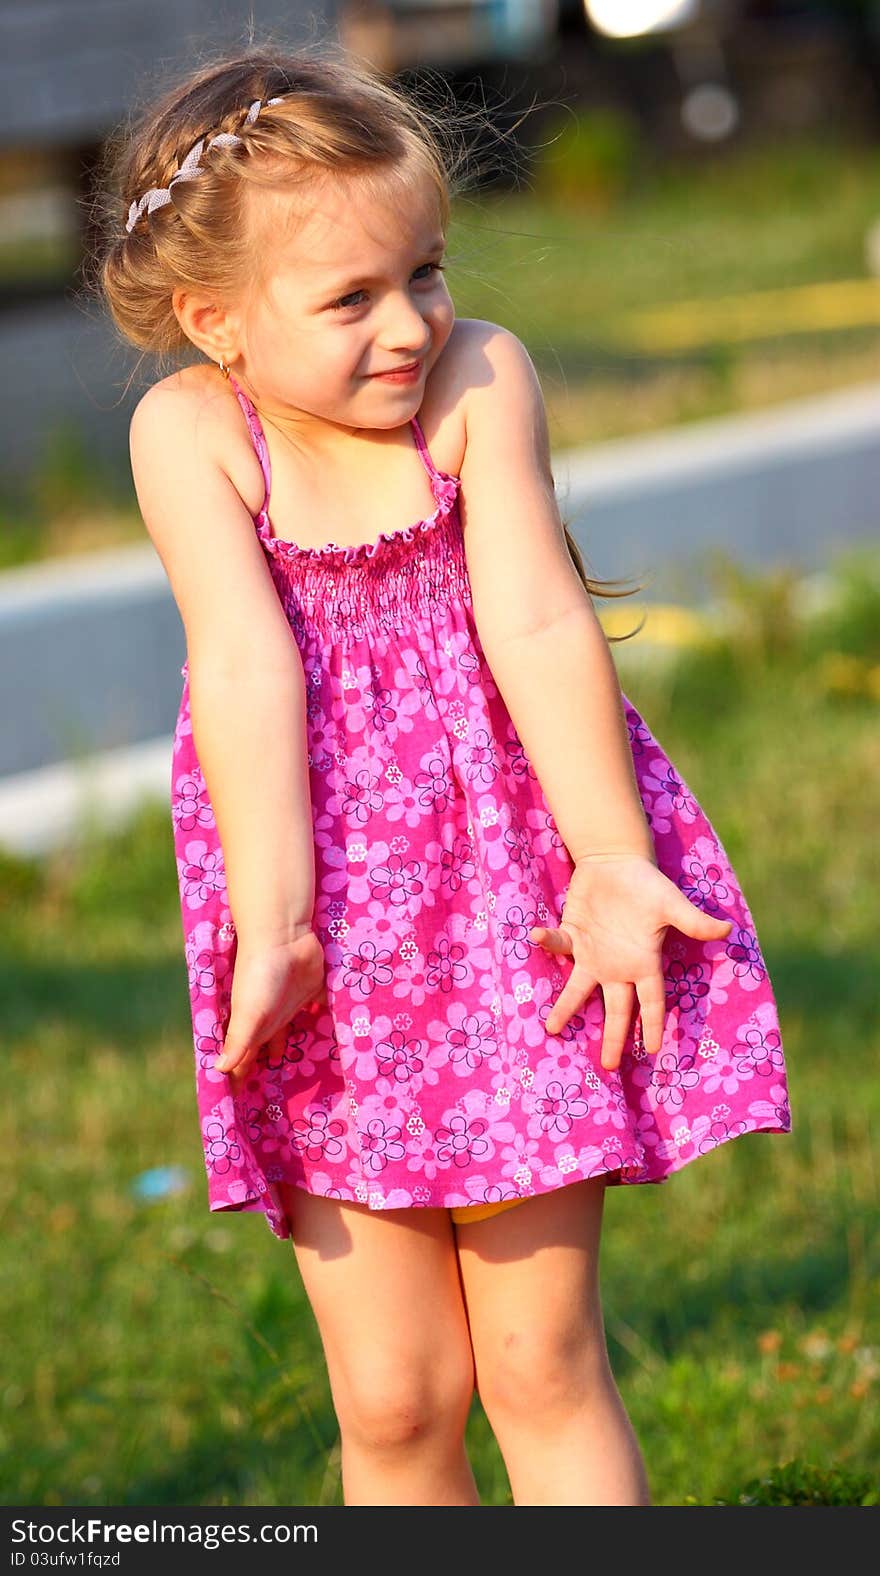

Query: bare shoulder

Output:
[421, 318, 529, 476]
[448, 319, 553, 485]
[445, 324, 582, 646]
[447, 316, 522, 360]
[436, 318, 543, 423]
[129, 362, 265, 519]
[127, 364, 299, 673]
[445, 317, 533, 384]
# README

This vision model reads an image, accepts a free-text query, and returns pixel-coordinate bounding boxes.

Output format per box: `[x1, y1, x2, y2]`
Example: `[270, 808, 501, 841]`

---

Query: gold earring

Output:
[218, 356, 231, 379]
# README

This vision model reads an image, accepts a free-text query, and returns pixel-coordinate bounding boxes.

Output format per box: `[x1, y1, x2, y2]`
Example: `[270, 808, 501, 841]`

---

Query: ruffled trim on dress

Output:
[226, 368, 462, 567]
[256, 473, 462, 565]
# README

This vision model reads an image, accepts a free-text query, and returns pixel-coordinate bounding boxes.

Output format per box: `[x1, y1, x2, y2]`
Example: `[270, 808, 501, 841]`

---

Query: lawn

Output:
[455, 131, 880, 446]
[5, 135, 880, 567]
[1, 546, 877, 1507]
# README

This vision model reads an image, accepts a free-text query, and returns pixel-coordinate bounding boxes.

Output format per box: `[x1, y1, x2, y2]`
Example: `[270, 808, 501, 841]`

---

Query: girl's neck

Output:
[230, 371, 411, 467]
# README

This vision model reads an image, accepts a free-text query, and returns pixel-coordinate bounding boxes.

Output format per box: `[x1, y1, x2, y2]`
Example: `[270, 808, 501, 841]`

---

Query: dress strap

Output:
[227, 380, 439, 515]
[409, 413, 443, 485]
[226, 372, 272, 518]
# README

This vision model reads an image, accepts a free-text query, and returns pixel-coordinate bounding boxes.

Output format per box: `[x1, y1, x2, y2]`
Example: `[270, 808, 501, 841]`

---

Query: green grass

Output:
[1, 546, 877, 1507]
[7, 134, 880, 566]
[448, 132, 880, 444]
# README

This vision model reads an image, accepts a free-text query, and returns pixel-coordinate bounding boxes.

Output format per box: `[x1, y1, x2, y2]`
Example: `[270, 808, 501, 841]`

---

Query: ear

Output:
[172, 286, 241, 364]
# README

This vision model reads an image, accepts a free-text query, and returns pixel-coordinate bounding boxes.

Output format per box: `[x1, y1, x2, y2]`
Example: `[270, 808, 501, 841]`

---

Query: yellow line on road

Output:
[611, 278, 880, 351]
[598, 602, 712, 645]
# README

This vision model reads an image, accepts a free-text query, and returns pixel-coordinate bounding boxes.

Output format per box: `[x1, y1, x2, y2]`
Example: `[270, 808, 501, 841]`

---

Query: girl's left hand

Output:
[529, 853, 733, 1071]
[215, 928, 328, 1087]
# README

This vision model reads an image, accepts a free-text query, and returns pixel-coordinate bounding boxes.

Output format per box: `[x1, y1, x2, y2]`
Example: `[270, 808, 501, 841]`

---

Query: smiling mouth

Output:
[372, 361, 422, 375]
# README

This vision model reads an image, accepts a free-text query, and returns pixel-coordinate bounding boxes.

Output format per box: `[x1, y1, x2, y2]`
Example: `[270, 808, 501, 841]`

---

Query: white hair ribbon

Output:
[125, 97, 284, 233]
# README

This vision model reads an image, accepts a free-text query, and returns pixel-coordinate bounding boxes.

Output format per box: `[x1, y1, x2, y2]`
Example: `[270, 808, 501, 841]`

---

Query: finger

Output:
[634, 972, 667, 1055]
[217, 1043, 255, 1081]
[544, 969, 599, 1036]
[599, 981, 637, 1071]
[529, 924, 574, 958]
[217, 1045, 258, 1086]
[214, 1039, 240, 1074]
[668, 891, 734, 942]
[232, 1018, 296, 1082]
[263, 1024, 292, 1063]
[227, 1050, 259, 1085]
[214, 1014, 261, 1076]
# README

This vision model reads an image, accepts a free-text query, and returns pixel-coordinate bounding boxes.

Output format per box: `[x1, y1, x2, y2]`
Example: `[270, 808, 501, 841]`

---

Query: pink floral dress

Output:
[170, 373, 791, 1242]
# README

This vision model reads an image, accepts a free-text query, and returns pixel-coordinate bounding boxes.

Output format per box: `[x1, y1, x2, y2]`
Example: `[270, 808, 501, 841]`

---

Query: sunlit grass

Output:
[446, 134, 880, 450]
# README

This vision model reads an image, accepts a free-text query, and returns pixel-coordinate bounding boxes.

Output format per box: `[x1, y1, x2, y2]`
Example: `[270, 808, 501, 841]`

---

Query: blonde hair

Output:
[89, 41, 646, 629]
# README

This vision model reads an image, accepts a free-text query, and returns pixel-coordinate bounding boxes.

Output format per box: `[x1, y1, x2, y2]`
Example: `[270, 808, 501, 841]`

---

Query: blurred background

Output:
[1, 0, 877, 1510]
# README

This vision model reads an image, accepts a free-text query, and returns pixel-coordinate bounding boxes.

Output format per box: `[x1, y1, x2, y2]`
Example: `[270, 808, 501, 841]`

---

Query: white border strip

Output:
[0, 735, 172, 857]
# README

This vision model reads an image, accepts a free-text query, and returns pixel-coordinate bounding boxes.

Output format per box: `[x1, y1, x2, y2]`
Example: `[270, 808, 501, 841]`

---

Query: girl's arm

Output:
[457, 324, 733, 1067]
[129, 382, 316, 947]
[458, 323, 655, 866]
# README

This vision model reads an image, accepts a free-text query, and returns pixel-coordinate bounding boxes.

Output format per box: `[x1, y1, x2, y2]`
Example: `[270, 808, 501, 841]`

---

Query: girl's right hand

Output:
[214, 927, 327, 1085]
[529, 853, 732, 1070]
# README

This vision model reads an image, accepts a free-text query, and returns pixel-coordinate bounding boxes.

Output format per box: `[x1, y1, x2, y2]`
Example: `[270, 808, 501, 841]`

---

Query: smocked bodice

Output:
[261, 473, 470, 643]
[179, 375, 473, 673]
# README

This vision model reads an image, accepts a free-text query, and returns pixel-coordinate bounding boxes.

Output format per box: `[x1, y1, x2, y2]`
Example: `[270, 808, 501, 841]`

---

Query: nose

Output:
[378, 291, 433, 356]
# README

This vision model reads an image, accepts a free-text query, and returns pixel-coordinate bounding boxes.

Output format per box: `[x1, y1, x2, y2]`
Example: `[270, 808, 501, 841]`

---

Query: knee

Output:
[334, 1346, 475, 1454]
[475, 1320, 611, 1426]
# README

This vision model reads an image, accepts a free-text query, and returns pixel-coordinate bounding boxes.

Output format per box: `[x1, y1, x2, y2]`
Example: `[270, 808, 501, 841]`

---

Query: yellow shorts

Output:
[278, 1182, 527, 1232]
[449, 1197, 526, 1225]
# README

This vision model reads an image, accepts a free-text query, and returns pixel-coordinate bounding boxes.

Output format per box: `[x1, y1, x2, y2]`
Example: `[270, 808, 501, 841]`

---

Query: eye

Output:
[328, 260, 446, 313]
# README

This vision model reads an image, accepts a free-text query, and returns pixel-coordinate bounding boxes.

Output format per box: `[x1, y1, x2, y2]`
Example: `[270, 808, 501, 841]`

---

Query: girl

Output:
[97, 46, 791, 1507]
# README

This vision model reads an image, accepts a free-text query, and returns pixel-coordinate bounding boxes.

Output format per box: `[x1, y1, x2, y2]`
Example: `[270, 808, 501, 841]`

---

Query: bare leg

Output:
[456, 1178, 651, 1506]
[279, 1184, 481, 1506]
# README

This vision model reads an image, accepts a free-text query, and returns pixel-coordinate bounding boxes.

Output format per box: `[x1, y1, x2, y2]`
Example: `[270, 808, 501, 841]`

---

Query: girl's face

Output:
[233, 170, 455, 443]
